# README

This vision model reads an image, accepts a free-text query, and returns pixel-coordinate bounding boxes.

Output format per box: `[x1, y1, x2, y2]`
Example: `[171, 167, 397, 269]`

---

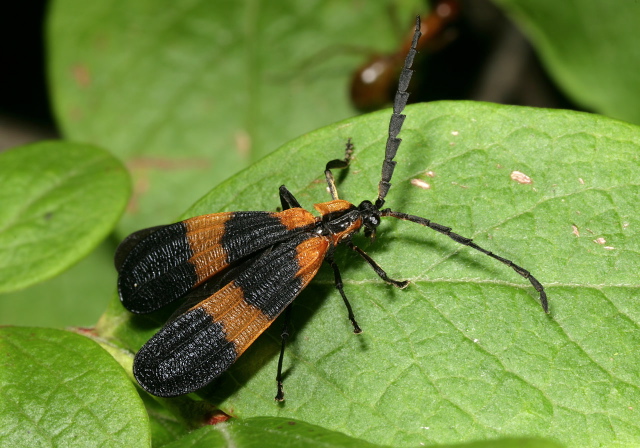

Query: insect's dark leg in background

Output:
[324, 138, 354, 200]
[279, 185, 302, 210]
[274, 185, 303, 401]
[381, 210, 549, 312]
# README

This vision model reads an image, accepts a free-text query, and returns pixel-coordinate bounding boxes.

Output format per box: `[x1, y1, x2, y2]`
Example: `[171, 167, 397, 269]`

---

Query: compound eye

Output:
[366, 215, 380, 228]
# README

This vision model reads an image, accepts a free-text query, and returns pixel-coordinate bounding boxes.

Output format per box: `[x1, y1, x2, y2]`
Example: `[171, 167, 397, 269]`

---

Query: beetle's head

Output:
[358, 200, 381, 240]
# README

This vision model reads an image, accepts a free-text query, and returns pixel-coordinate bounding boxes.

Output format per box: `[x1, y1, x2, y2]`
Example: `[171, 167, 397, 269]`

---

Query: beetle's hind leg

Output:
[275, 305, 293, 401]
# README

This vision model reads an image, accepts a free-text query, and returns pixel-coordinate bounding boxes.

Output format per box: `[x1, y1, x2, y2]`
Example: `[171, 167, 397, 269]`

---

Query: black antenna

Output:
[375, 16, 422, 210]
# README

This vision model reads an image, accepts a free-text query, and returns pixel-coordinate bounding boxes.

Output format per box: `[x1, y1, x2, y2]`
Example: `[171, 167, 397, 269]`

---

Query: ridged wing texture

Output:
[117, 209, 315, 313]
[133, 232, 328, 397]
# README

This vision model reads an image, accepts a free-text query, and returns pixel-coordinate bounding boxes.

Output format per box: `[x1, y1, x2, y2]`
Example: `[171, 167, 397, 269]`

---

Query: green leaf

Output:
[0, 327, 149, 447]
[494, 0, 640, 125]
[102, 101, 640, 446]
[171, 417, 561, 448]
[0, 240, 118, 327]
[165, 417, 563, 448]
[164, 417, 388, 448]
[0, 141, 129, 294]
[47, 0, 422, 235]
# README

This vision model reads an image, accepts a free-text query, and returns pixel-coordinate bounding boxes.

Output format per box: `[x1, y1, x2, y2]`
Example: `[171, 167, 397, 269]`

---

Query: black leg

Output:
[324, 138, 354, 200]
[274, 186, 303, 401]
[381, 209, 548, 312]
[279, 185, 301, 210]
[275, 305, 293, 401]
[326, 254, 362, 334]
[348, 242, 409, 288]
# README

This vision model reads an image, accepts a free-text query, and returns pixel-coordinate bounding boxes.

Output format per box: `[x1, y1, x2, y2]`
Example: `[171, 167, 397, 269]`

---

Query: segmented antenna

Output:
[375, 16, 422, 210]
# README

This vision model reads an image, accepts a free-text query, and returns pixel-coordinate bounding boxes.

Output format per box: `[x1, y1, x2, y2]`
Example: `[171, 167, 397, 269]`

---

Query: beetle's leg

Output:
[326, 252, 362, 334]
[275, 305, 293, 401]
[348, 242, 409, 288]
[279, 185, 302, 210]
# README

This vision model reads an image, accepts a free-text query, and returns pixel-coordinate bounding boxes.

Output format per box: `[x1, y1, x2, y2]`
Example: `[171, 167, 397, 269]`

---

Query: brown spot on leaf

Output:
[72, 64, 91, 88]
[125, 157, 210, 213]
[572, 225, 580, 237]
[235, 130, 251, 159]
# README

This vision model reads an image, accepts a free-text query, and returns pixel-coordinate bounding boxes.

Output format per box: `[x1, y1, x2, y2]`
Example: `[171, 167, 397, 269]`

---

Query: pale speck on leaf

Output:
[410, 179, 431, 190]
[510, 170, 532, 184]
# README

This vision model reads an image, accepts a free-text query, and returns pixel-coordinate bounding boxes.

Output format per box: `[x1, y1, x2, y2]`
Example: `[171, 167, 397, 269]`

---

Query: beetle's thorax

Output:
[313, 199, 381, 244]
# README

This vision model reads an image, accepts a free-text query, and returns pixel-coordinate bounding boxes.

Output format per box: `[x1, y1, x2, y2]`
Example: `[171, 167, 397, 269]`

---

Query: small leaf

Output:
[104, 101, 640, 447]
[0, 141, 130, 293]
[495, 0, 640, 125]
[0, 327, 149, 447]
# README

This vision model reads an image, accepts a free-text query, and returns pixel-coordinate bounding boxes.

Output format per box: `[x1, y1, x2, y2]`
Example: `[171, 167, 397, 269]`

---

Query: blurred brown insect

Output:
[351, 0, 460, 111]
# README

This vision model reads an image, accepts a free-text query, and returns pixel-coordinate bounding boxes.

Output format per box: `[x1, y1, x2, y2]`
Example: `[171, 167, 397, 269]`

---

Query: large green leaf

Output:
[0, 327, 149, 447]
[101, 101, 640, 446]
[39, 0, 425, 328]
[47, 0, 421, 236]
[163, 417, 563, 448]
[0, 141, 129, 294]
[495, 0, 640, 125]
[0, 241, 118, 327]
[163, 417, 384, 448]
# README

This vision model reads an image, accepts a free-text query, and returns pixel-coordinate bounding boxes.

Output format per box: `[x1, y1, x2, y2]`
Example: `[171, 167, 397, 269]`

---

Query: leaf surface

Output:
[495, 0, 640, 124]
[0, 141, 129, 293]
[47, 0, 421, 235]
[0, 327, 149, 448]
[103, 101, 640, 446]
[163, 417, 563, 448]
